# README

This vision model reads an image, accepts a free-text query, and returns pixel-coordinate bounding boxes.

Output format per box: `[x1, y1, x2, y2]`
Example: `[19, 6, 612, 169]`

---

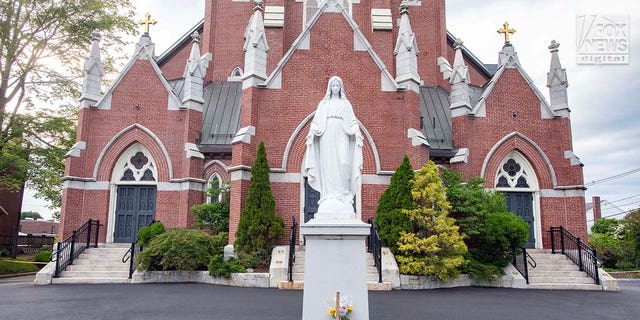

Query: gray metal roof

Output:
[420, 86, 453, 150]
[200, 82, 243, 145]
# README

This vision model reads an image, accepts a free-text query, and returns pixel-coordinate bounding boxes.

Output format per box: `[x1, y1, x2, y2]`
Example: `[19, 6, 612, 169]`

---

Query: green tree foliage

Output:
[190, 180, 230, 232]
[0, 0, 136, 207]
[20, 211, 43, 220]
[375, 155, 415, 254]
[234, 142, 285, 268]
[443, 168, 528, 281]
[136, 221, 165, 246]
[589, 232, 621, 268]
[136, 229, 217, 271]
[591, 218, 621, 235]
[395, 161, 467, 281]
[208, 255, 245, 279]
[620, 209, 640, 269]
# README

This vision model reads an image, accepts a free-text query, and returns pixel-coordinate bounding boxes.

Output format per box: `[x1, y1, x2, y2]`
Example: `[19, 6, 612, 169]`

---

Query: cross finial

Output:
[400, 1, 410, 15]
[548, 40, 560, 53]
[253, 0, 264, 11]
[139, 12, 157, 34]
[497, 21, 516, 44]
[454, 38, 464, 50]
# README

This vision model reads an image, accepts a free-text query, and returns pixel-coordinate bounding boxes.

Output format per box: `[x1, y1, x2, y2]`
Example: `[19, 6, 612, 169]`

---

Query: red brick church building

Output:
[59, 0, 587, 249]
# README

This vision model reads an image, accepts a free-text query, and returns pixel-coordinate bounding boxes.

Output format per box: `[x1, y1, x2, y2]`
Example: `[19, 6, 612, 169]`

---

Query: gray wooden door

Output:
[506, 192, 535, 248]
[114, 186, 156, 243]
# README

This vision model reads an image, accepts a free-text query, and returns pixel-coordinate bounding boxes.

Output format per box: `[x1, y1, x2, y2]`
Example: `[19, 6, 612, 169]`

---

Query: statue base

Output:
[315, 198, 356, 220]
[300, 219, 370, 320]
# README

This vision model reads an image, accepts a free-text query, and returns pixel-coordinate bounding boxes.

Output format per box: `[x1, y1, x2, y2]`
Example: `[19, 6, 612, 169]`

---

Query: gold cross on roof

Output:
[139, 12, 157, 34]
[497, 21, 516, 43]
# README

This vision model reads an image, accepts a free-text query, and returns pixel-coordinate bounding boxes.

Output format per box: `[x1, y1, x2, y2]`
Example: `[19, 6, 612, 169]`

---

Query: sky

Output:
[22, 0, 640, 225]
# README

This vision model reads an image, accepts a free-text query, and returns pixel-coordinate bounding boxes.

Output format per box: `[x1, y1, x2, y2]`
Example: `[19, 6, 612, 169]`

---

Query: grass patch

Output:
[0, 259, 41, 275]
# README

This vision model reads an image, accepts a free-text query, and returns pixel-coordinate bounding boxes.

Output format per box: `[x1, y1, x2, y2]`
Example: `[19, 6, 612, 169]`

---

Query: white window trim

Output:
[206, 173, 224, 203]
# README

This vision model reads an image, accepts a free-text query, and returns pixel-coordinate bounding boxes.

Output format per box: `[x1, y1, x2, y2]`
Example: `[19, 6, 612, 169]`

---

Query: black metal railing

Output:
[122, 220, 158, 279]
[550, 226, 600, 285]
[52, 219, 100, 278]
[367, 218, 382, 283]
[288, 216, 298, 282]
[512, 247, 536, 284]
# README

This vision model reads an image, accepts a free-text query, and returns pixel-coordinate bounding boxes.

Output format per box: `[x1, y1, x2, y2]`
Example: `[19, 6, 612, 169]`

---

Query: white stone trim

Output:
[493, 150, 539, 190]
[450, 148, 469, 164]
[63, 180, 110, 190]
[264, 6, 284, 28]
[361, 174, 390, 185]
[564, 150, 583, 166]
[480, 132, 558, 188]
[371, 9, 393, 30]
[93, 123, 174, 180]
[184, 143, 204, 159]
[539, 188, 585, 197]
[111, 143, 158, 183]
[407, 128, 429, 147]
[231, 126, 256, 145]
[64, 141, 86, 158]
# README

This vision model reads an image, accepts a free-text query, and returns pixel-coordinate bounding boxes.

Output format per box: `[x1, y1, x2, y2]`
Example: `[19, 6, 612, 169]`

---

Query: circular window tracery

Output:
[115, 145, 157, 182]
[495, 155, 531, 189]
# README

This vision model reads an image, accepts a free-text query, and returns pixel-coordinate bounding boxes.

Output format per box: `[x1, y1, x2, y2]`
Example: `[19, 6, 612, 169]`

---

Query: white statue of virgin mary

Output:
[304, 76, 364, 219]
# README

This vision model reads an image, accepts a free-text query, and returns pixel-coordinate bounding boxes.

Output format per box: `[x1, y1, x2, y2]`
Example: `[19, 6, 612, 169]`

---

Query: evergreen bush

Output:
[137, 221, 165, 246]
[136, 229, 216, 271]
[190, 202, 229, 233]
[208, 254, 246, 279]
[34, 248, 51, 262]
[375, 155, 415, 254]
[234, 141, 285, 268]
[395, 161, 467, 281]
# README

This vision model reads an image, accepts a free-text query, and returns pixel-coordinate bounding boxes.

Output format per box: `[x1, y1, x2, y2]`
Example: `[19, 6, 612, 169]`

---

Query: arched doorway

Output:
[107, 143, 158, 243]
[494, 151, 540, 248]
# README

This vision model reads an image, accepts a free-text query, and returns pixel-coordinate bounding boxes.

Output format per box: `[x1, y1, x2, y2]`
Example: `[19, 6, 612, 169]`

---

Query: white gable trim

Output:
[281, 111, 382, 174]
[263, 0, 400, 91]
[471, 64, 555, 119]
[94, 44, 183, 111]
[480, 131, 557, 188]
[93, 123, 174, 180]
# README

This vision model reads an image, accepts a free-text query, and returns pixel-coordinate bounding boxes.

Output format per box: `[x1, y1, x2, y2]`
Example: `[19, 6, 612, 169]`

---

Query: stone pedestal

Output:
[301, 219, 370, 320]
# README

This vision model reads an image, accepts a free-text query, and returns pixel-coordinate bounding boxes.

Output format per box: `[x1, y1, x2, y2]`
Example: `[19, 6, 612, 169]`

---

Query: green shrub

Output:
[136, 229, 216, 271]
[137, 221, 165, 246]
[0, 246, 9, 257]
[395, 161, 467, 281]
[208, 254, 246, 278]
[211, 232, 229, 256]
[35, 248, 51, 262]
[190, 202, 229, 233]
[591, 218, 621, 235]
[443, 168, 529, 281]
[589, 232, 621, 268]
[234, 141, 285, 268]
[375, 155, 415, 254]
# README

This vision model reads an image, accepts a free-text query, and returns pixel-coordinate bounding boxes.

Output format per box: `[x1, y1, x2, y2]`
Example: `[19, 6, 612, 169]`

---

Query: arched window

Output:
[207, 173, 223, 203]
[228, 66, 243, 81]
[494, 151, 537, 190]
[112, 143, 157, 183]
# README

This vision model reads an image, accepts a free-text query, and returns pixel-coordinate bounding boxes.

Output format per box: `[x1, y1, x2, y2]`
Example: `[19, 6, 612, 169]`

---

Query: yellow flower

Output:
[347, 306, 353, 312]
[329, 307, 335, 317]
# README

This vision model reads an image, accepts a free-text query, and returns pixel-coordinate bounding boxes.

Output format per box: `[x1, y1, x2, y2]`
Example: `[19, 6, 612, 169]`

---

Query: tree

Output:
[375, 155, 415, 254]
[443, 168, 529, 281]
[395, 161, 467, 281]
[0, 0, 136, 206]
[234, 142, 285, 267]
[20, 210, 42, 220]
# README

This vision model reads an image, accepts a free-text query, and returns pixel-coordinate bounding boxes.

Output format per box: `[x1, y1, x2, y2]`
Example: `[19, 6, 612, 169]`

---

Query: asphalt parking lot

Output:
[1, 276, 638, 320]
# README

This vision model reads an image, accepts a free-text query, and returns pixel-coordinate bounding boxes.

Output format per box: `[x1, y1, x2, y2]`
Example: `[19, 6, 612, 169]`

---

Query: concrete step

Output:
[527, 270, 590, 278]
[528, 276, 596, 285]
[528, 264, 580, 271]
[78, 253, 128, 259]
[53, 277, 130, 284]
[60, 271, 130, 278]
[528, 254, 575, 261]
[527, 283, 603, 291]
[65, 264, 129, 272]
[278, 281, 392, 291]
[98, 243, 132, 248]
[84, 247, 129, 254]
[71, 258, 129, 266]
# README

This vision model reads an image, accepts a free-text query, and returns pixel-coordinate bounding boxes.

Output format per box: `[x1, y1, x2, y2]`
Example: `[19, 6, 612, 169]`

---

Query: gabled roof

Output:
[261, 1, 400, 91]
[95, 35, 182, 110]
[157, 19, 205, 66]
[446, 31, 495, 78]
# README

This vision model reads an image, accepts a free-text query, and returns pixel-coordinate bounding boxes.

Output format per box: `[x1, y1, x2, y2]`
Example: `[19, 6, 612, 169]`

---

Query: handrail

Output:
[52, 219, 100, 278]
[549, 226, 600, 285]
[367, 218, 382, 283]
[512, 247, 536, 284]
[288, 216, 298, 282]
[122, 220, 157, 279]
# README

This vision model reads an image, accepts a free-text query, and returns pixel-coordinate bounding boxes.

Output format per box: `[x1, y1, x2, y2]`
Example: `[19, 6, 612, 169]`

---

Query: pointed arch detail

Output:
[94, 124, 173, 181]
[481, 132, 557, 189]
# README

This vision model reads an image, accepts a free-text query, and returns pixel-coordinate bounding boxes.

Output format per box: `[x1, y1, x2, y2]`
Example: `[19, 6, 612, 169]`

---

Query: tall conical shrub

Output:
[234, 141, 285, 267]
[375, 155, 415, 254]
